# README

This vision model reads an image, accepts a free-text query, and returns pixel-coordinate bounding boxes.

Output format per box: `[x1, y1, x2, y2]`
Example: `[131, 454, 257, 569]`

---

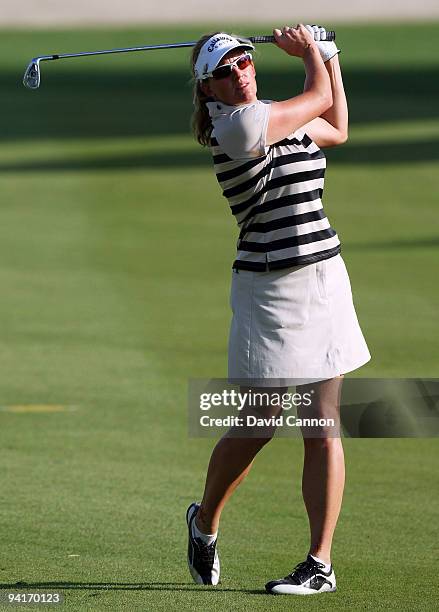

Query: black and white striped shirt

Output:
[207, 99, 341, 271]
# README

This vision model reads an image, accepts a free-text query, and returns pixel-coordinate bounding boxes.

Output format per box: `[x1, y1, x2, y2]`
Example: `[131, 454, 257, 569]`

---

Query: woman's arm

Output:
[266, 25, 333, 146]
[301, 54, 348, 147]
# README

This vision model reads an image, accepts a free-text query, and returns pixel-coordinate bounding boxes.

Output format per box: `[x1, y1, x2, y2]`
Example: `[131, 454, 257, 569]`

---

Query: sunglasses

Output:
[208, 53, 253, 80]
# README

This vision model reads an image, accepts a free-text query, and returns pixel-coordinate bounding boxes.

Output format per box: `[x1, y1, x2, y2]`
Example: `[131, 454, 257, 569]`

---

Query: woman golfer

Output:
[186, 25, 370, 595]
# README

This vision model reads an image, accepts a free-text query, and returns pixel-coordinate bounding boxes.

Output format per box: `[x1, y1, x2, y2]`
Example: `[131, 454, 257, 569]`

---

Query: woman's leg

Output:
[196, 387, 284, 534]
[195, 436, 270, 533]
[297, 376, 345, 564]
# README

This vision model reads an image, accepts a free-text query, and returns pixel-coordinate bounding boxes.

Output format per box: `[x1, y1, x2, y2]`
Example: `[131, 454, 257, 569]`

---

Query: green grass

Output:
[0, 23, 438, 611]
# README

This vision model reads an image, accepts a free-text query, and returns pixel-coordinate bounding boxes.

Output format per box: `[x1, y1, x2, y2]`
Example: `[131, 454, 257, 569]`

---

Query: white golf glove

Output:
[305, 24, 340, 62]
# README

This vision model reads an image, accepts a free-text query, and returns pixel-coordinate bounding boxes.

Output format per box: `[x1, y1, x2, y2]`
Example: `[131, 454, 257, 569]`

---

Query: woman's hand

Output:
[305, 25, 340, 63]
[273, 24, 317, 58]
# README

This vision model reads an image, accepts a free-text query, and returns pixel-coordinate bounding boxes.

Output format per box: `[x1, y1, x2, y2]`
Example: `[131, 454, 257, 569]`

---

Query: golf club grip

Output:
[250, 31, 336, 44]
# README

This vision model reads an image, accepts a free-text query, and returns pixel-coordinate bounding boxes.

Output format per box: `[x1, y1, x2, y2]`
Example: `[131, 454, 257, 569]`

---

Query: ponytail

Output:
[190, 32, 220, 146]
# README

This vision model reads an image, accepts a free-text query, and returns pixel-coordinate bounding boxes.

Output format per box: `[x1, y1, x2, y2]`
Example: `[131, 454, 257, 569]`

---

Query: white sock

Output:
[310, 554, 331, 572]
[192, 518, 217, 546]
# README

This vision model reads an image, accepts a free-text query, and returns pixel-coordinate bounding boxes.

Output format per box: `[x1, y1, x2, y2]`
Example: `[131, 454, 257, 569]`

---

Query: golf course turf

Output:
[0, 23, 437, 610]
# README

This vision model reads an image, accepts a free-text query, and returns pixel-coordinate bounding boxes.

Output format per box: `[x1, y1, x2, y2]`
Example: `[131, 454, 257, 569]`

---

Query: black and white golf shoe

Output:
[265, 554, 336, 595]
[186, 502, 220, 585]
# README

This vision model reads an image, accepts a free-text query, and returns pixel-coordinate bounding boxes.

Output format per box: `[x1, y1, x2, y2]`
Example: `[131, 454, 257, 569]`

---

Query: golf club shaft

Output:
[39, 41, 201, 63]
[31, 31, 336, 63]
[23, 31, 336, 89]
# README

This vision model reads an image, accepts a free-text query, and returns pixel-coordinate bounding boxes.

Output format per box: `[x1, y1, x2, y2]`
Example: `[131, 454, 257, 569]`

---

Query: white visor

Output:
[194, 33, 254, 81]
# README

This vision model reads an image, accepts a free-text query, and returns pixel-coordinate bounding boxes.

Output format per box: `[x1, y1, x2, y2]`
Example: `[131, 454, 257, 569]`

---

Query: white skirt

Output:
[228, 254, 371, 385]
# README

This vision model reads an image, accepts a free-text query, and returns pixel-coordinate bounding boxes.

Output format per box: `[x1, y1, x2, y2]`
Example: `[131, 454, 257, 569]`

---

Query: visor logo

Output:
[207, 35, 233, 52]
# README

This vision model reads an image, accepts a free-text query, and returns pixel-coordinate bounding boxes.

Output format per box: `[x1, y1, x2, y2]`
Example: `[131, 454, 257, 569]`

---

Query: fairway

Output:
[0, 23, 438, 611]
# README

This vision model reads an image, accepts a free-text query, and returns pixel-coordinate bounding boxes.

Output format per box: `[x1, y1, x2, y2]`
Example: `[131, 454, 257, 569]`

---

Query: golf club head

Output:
[23, 59, 41, 89]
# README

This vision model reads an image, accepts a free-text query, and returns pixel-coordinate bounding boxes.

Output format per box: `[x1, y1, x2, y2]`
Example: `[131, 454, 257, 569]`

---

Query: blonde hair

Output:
[190, 32, 220, 147]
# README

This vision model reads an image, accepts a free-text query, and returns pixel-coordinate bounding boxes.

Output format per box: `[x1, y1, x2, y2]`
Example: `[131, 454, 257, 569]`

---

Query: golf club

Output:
[22, 32, 336, 90]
